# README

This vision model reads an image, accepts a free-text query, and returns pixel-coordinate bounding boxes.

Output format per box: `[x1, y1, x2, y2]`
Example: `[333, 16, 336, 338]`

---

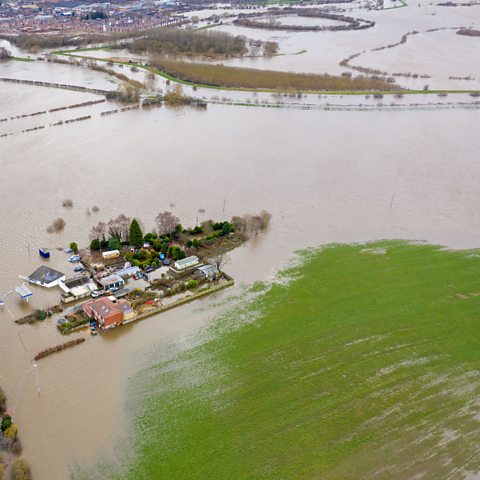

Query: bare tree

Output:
[155, 211, 179, 236]
[108, 214, 131, 241]
[208, 253, 230, 272]
[90, 221, 107, 241]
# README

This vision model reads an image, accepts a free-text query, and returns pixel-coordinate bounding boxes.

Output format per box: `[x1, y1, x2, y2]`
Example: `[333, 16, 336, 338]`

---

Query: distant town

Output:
[0, 0, 190, 36]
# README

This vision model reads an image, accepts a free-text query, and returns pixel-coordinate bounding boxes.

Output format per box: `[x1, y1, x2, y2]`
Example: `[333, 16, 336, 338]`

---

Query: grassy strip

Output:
[97, 241, 480, 479]
[12, 56, 35, 62]
[53, 49, 480, 96]
[150, 58, 396, 91]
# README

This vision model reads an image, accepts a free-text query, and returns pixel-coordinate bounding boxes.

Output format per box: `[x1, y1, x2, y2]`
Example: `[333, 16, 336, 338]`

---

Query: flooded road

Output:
[0, 5, 480, 475]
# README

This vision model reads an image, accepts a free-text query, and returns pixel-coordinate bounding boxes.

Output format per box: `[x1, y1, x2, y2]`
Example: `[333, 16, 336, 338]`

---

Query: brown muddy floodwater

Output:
[1, 80, 480, 479]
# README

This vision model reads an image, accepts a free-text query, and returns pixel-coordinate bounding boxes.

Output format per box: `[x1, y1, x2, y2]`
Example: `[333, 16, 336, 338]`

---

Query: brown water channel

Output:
[1, 82, 480, 478]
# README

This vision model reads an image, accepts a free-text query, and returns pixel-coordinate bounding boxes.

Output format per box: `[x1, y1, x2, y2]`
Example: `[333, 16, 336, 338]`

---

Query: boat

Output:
[39, 248, 50, 259]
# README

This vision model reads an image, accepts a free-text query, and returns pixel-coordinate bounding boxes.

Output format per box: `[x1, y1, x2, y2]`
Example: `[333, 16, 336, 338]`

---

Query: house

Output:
[197, 264, 218, 280]
[115, 299, 135, 322]
[97, 274, 124, 291]
[26, 266, 65, 288]
[173, 255, 199, 272]
[59, 275, 97, 303]
[83, 297, 124, 329]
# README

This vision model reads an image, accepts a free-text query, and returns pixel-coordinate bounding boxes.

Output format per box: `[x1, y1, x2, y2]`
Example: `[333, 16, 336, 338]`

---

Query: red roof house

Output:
[83, 297, 124, 330]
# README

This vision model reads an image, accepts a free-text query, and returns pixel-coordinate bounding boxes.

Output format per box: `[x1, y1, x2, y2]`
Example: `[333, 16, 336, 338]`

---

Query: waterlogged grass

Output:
[150, 58, 398, 91]
[101, 240, 480, 479]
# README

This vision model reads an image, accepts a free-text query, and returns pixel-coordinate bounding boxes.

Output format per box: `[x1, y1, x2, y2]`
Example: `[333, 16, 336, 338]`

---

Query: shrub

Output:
[36, 310, 47, 321]
[187, 279, 199, 289]
[9, 458, 32, 480]
[62, 198, 73, 207]
[90, 239, 101, 251]
[1, 415, 12, 433]
[0, 387, 5, 414]
[69, 242, 78, 253]
[108, 237, 121, 250]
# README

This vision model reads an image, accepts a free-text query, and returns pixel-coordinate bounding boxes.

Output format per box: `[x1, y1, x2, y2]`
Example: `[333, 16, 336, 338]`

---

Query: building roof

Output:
[28, 265, 65, 285]
[15, 284, 33, 298]
[175, 255, 199, 267]
[63, 275, 92, 289]
[87, 297, 120, 318]
[98, 274, 124, 287]
[116, 299, 133, 313]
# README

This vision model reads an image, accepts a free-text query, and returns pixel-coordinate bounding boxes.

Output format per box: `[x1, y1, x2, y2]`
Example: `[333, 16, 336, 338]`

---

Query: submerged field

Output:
[99, 241, 480, 479]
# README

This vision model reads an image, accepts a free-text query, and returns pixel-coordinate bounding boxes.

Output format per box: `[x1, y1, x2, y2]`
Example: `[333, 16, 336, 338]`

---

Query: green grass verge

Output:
[98, 240, 480, 479]
[12, 56, 35, 62]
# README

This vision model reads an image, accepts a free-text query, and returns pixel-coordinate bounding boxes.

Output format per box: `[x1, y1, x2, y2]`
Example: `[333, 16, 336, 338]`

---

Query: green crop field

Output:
[99, 241, 480, 479]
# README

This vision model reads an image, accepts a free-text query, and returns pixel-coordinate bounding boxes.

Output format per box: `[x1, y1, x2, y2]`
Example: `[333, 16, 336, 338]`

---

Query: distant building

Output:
[97, 274, 124, 291]
[173, 255, 199, 271]
[83, 297, 124, 329]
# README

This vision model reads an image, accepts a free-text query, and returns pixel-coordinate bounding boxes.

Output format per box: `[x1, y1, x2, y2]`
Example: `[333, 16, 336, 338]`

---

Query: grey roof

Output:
[63, 275, 93, 289]
[28, 265, 65, 285]
[175, 255, 199, 267]
[98, 274, 124, 287]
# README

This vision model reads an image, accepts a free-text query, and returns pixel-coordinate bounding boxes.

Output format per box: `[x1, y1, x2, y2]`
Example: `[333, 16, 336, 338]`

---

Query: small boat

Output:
[39, 248, 50, 259]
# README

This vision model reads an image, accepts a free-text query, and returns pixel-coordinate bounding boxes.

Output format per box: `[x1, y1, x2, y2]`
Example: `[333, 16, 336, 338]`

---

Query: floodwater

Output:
[0, 3, 480, 477]
[190, 0, 480, 89]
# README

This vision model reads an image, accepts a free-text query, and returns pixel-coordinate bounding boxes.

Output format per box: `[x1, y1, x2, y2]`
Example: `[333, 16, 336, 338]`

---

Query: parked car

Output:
[73, 266, 85, 272]
[56, 318, 66, 326]
[108, 286, 119, 293]
[145, 266, 154, 273]
[91, 290, 106, 298]
[68, 255, 81, 262]
[133, 272, 143, 280]
[161, 258, 171, 266]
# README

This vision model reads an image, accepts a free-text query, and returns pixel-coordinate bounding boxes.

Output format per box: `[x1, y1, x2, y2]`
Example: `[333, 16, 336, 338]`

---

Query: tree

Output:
[9, 458, 32, 480]
[107, 214, 131, 242]
[90, 221, 107, 241]
[69, 242, 78, 253]
[155, 211, 179, 236]
[108, 237, 121, 251]
[129, 218, 144, 248]
[90, 239, 101, 251]
[208, 253, 230, 272]
[1, 414, 12, 433]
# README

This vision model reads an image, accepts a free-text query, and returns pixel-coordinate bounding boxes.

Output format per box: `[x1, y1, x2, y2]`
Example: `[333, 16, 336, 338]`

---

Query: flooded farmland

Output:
[0, 0, 480, 477]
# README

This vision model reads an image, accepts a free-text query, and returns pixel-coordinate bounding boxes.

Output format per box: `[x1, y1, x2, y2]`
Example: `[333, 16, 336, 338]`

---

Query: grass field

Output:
[95, 241, 480, 479]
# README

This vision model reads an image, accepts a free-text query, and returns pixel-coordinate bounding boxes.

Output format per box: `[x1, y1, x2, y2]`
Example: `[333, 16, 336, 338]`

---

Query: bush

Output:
[90, 239, 101, 251]
[187, 279, 199, 289]
[9, 458, 31, 480]
[69, 242, 78, 253]
[108, 237, 121, 250]
[36, 310, 47, 321]
[0, 387, 5, 414]
[1, 415, 12, 433]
